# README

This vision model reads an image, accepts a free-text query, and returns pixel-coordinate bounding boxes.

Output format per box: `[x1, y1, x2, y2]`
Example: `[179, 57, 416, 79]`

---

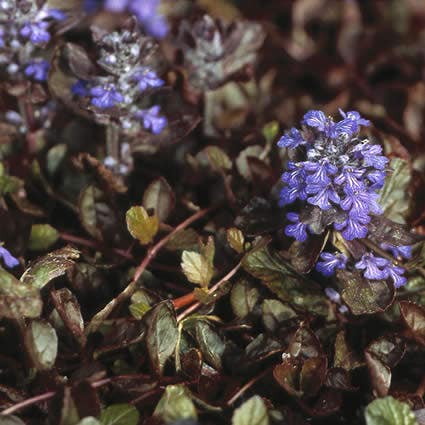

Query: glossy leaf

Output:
[195, 320, 225, 370]
[399, 301, 425, 344]
[227, 227, 245, 254]
[0, 267, 42, 319]
[262, 299, 297, 333]
[154, 385, 197, 424]
[51, 288, 85, 345]
[181, 250, 214, 288]
[165, 228, 199, 251]
[0, 416, 27, 425]
[77, 419, 101, 425]
[21, 246, 80, 290]
[365, 351, 391, 397]
[28, 224, 59, 251]
[25, 320, 58, 370]
[126, 206, 159, 245]
[365, 396, 417, 425]
[273, 358, 303, 398]
[230, 279, 260, 318]
[143, 177, 175, 222]
[232, 395, 269, 425]
[204, 145, 232, 172]
[379, 158, 412, 224]
[143, 301, 178, 375]
[338, 270, 394, 315]
[99, 404, 139, 425]
[333, 331, 363, 370]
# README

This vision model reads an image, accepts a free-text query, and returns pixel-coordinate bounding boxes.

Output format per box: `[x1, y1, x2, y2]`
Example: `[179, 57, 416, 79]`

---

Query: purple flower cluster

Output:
[316, 246, 411, 288]
[0, 245, 19, 269]
[279, 110, 413, 289]
[72, 74, 167, 134]
[0, 2, 65, 82]
[72, 80, 125, 109]
[132, 67, 164, 91]
[316, 252, 347, 276]
[279, 109, 388, 241]
[71, 26, 167, 134]
[84, 0, 168, 39]
[17, 8, 65, 45]
[24, 59, 50, 81]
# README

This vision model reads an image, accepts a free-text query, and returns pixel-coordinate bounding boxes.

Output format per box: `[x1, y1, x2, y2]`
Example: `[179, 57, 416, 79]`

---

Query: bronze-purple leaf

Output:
[399, 301, 425, 345]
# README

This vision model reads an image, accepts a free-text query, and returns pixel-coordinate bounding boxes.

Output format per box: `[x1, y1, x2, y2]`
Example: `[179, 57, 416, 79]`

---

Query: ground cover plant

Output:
[1, 0, 425, 424]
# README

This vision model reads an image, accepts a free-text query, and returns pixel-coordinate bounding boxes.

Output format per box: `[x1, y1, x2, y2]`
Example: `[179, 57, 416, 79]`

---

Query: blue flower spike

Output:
[278, 109, 411, 288]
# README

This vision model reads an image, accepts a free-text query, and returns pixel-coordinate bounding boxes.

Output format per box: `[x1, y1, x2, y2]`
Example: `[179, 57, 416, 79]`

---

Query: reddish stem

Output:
[85, 206, 215, 335]
[60, 232, 134, 260]
[176, 261, 242, 321]
[173, 292, 197, 309]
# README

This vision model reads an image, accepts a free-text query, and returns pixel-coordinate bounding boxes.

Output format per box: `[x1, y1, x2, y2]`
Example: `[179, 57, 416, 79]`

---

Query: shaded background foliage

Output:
[1, 0, 425, 424]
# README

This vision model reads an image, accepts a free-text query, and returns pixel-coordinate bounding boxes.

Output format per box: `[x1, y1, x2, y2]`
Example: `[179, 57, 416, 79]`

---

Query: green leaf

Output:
[227, 227, 245, 254]
[46, 144, 67, 176]
[193, 281, 232, 305]
[200, 236, 215, 265]
[49, 386, 80, 425]
[126, 206, 159, 245]
[25, 320, 58, 370]
[378, 158, 412, 224]
[77, 418, 101, 425]
[99, 404, 139, 425]
[232, 395, 269, 425]
[236, 145, 263, 181]
[289, 233, 328, 274]
[242, 243, 296, 282]
[367, 335, 405, 368]
[230, 279, 259, 318]
[154, 385, 198, 424]
[338, 270, 395, 315]
[0, 267, 42, 319]
[181, 249, 214, 288]
[365, 351, 391, 397]
[399, 301, 425, 344]
[165, 228, 199, 251]
[266, 279, 330, 318]
[143, 177, 175, 222]
[242, 245, 330, 317]
[143, 301, 178, 375]
[289, 325, 322, 359]
[262, 299, 297, 333]
[21, 246, 80, 290]
[129, 302, 150, 320]
[28, 224, 59, 251]
[194, 320, 225, 370]
[245, 334, 282, 360]
[365, 396, 418, 425]
[333, 331, 363, 370]
[204, 145, 232, 172]
[51, 288, 85, 345]
[0, 165, 23, 195]
[262, 121, 279, 144]
[0, 415, 27, 425]
[78, 185, 104, 240]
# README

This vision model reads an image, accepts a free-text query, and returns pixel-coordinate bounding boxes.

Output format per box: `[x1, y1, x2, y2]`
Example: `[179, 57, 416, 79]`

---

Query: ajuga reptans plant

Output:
[70, 20, 167, 135]
[278, 110, 416, 289]
[0, 0, 65, 83]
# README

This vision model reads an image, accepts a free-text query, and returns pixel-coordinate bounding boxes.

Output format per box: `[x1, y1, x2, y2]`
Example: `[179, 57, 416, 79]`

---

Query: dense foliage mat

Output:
[0, 1, 425, 424]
